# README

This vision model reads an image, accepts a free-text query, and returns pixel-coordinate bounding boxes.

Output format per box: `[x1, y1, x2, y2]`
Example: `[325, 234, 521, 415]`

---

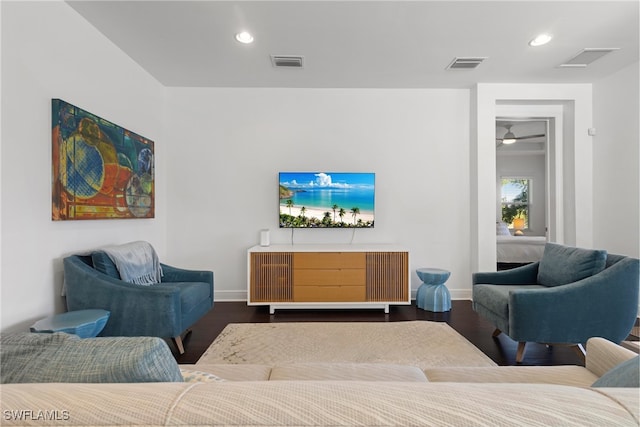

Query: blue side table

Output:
[30, 309, 110, 338]
[415, 268, 451, 312]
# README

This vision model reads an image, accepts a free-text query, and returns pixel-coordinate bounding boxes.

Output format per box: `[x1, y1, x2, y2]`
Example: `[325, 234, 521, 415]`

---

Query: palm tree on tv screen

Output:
[323, 211, 332, 226]
[351, 207, 360, 225]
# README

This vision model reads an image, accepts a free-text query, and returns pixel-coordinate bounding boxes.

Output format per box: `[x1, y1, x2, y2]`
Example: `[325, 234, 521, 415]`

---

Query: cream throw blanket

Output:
[101, 241, 163, 285]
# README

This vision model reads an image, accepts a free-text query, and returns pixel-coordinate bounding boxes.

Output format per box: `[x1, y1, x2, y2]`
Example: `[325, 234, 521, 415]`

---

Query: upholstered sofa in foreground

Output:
[1, 332, 638, 426]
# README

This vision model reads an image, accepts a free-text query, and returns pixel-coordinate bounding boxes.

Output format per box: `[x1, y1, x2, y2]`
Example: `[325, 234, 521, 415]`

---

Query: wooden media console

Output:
[247, 244, 409, 313]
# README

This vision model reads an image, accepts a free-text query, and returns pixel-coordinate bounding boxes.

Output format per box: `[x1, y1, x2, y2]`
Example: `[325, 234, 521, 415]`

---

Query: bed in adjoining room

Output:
[496, 222, 547, 269]
[497, 235, 547, 264]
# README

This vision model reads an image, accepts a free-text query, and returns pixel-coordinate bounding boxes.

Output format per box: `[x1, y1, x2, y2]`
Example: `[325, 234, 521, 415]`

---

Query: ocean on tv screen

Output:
[279, 172, 375, 228]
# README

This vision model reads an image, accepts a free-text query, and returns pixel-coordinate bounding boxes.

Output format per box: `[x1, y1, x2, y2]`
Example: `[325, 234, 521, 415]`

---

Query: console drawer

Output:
[294, 268, 365, 286]
[294, 285, 366, 302]
[294, 252, 365, 269]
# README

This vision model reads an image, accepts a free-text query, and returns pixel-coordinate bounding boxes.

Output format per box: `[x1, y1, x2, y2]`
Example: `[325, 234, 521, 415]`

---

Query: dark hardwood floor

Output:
[172, 300, 595, 367]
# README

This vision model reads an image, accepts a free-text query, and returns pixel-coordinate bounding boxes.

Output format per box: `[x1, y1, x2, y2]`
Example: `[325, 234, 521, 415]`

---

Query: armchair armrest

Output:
[472, 262, 539, 286]
[508, 257, 639, 344]
[586, 337, 638, 377]
[161, 263, 214, 285]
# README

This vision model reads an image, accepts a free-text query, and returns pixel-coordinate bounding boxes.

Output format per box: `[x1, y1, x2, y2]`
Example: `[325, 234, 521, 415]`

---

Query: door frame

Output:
[496, 104, 565, 244]
[472, 83, 592, 274]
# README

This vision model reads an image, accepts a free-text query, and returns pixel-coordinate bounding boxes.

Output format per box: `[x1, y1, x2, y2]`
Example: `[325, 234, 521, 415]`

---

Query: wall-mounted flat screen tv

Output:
[279, 172, 375, 228]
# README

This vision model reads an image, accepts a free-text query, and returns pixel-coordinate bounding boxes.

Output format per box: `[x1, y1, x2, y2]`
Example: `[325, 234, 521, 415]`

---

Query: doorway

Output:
[472, 85, 590, 274]
[495, 104, 565, 245]
[496, 118, 548, 237]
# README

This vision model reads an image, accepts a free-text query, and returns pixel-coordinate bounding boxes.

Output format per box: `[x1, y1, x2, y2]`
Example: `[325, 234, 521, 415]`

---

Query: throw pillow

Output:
[537, 243, 607, 287]
[180, 368, 226, 383]
[496, 222, 511, 236]
[91, 251, 120, 279]
[1, 332, 183, 384]
[592, 356, 640, 388]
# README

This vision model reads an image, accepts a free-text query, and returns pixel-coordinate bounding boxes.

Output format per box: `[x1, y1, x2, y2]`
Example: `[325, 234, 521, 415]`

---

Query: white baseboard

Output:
[214, 290, 248, 302]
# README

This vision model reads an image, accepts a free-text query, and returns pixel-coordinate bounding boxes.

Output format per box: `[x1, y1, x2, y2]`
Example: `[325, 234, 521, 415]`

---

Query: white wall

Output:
[593, 61, 640, 257]
[165, 88, 472, 301]
[1, 1, 167, 332]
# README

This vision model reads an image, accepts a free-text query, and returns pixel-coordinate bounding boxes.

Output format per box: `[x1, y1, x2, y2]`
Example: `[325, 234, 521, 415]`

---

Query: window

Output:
[501, 178, 531, 228]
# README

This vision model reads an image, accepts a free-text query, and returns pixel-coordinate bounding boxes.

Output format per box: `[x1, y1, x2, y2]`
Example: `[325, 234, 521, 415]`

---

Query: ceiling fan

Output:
[496, 124, 545, 145]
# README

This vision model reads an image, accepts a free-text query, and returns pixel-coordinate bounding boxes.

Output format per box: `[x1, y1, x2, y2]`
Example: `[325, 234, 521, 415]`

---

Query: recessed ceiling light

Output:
[235, 31, 254, 44]
[529, 33, 552, 47]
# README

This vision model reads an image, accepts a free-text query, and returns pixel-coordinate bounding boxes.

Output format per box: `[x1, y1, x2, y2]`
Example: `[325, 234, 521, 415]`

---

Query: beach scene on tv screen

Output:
[279, 172, 375, 228]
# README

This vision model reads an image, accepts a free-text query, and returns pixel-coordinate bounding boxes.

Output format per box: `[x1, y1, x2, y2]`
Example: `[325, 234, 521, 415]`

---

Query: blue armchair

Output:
[63, 253, 213, 354]
[472, 243, 639, 363]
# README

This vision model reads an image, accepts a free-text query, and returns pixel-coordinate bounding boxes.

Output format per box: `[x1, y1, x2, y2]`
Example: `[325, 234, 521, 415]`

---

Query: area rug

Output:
[197, 321, 496, 369]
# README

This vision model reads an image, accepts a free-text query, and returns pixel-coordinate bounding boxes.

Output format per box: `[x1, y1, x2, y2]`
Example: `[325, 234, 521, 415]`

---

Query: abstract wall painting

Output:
[52, 99, 155, 220]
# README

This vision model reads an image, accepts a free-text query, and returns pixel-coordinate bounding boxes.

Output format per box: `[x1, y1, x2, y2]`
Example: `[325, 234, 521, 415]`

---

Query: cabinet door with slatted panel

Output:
[366, 252, 409, 301]
[250, 252, 293, 302]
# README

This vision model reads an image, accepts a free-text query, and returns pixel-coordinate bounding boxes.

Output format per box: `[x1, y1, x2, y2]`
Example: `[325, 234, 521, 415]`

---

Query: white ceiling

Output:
[67, 0, 639, 88]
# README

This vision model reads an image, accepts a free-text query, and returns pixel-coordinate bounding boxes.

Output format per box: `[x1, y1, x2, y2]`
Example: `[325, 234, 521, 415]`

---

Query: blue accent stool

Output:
[416, 268, 451, 312]
[30, 309, 110, 338]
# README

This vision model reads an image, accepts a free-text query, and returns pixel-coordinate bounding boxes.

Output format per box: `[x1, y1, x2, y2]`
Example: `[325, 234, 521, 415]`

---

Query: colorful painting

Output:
[52, 99, 154, 220]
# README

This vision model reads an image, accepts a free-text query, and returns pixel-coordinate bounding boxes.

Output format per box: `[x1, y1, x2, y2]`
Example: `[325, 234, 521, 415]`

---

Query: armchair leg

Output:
[492, 328, 502, 338]
[516, 342, 526, 363]
[573, 343, 586, 363]
[171, 329, 193, 355]
[172, 336, 185, 355]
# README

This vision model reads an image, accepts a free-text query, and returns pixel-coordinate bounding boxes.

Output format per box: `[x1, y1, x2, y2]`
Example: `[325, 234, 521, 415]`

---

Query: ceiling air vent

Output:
[271, 55, 304, 68]
[558, 48, 619, 68]
[446, 57, 487, 70]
